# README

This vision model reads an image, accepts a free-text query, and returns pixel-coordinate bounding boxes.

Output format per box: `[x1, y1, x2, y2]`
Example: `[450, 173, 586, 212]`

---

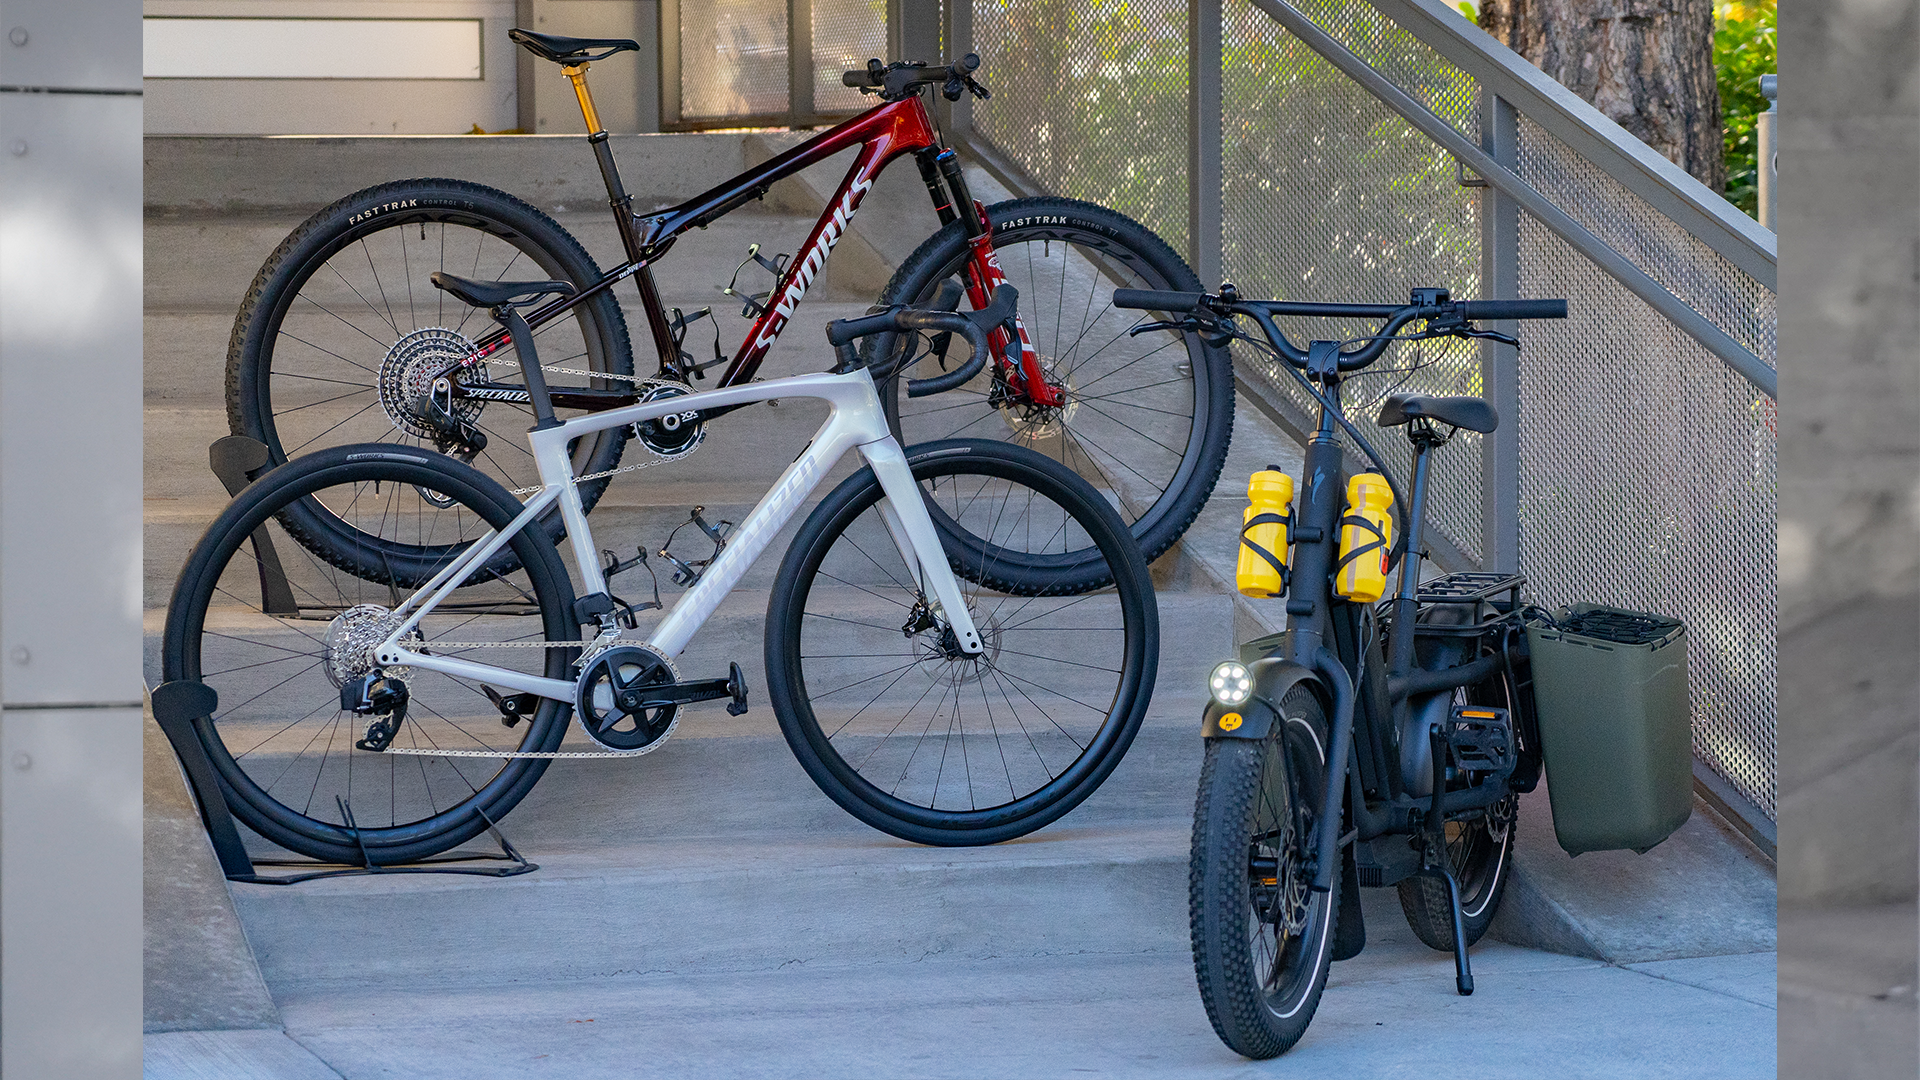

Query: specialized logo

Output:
[349, 199, 421, 225]
[1218, 712, 1243, 731]
[751, 144, 886, 351]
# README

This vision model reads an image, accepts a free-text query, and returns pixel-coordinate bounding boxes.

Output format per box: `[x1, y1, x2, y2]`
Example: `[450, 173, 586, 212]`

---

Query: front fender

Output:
[1202, 657, 1322, 739]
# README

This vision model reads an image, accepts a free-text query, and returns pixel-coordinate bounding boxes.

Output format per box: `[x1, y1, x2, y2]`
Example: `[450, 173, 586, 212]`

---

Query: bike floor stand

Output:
[208, 435, 298, 616]
[150, 679, 538, 886]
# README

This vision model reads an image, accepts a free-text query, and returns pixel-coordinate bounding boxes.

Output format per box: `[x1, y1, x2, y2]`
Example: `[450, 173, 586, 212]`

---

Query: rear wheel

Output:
[161, 444, 580, 865]
[1190, 685, 1337, 1059]
[1397, 673, 1520, 950]
[227, 178, 634, 580]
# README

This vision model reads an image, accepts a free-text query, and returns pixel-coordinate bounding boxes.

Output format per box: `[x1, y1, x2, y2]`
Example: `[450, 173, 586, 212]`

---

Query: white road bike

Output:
[163, 275, 1158, 863]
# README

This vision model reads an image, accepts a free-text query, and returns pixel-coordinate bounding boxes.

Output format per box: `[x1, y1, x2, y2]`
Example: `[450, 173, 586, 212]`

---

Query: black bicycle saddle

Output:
[429, 272, 575, 310]
[508, 28, 640, 65]
[1377, 393, 1497, 434]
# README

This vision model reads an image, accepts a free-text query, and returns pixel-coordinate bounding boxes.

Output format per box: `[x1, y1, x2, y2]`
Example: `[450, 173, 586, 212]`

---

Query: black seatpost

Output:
[1386, 437, 1435, 678]
[499, 307, 562, 430]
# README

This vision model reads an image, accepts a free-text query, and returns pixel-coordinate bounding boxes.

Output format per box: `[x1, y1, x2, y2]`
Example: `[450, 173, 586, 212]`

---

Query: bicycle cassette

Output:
[574, 644, 681, 753]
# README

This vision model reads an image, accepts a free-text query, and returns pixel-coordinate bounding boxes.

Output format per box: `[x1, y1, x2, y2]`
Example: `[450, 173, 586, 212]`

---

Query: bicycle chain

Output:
[373, 631, 667, 759]
[475, 359, 694, 495]
[383, 360, 739, 757]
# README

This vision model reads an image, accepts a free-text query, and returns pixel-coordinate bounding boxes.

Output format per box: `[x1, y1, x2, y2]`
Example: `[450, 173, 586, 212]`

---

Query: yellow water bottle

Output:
[1236, 466, 1294, 597]
[1334, 472, 1394, 603]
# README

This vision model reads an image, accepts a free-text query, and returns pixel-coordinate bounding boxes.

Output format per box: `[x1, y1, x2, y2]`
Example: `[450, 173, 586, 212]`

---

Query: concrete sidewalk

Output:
[145, 884, 1775, 1079]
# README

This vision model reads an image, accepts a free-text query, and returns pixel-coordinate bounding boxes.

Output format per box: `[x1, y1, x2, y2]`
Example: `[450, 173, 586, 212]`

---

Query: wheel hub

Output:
[379, 327, 485, 440]
[324, 604, 418, 687]
[910, 604, 1002, 687]
[993, 356, 1076, 442]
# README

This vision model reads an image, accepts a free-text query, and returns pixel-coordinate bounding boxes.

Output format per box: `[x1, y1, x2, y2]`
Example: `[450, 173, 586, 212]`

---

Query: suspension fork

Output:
[926, 148, 1061, 409]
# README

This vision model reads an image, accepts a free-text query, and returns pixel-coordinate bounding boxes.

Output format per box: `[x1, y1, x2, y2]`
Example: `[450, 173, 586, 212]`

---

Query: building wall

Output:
[144, 0, 527, 134]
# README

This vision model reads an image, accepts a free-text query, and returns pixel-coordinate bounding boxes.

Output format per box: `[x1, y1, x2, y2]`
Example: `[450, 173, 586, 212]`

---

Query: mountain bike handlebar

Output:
[841, 55, 988, 102]
[1113, 287, 1566, 372]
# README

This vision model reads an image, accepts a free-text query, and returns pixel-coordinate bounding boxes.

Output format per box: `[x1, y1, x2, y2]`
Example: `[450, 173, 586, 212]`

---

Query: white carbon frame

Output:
[372, 367, 984, 702]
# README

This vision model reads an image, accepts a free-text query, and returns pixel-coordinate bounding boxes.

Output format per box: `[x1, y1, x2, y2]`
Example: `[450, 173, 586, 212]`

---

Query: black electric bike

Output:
[1109, 284, 1566, 1057]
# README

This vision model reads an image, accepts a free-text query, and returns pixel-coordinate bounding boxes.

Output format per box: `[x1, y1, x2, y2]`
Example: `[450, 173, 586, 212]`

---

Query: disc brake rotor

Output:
[994, 356, 1077, 442]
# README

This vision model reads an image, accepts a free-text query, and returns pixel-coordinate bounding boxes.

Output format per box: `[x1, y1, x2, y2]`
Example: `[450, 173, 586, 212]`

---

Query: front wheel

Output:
[765, 439, 1158, 846]
[1190, 684, 1338, 1059]
[874, 196, 1233, 589]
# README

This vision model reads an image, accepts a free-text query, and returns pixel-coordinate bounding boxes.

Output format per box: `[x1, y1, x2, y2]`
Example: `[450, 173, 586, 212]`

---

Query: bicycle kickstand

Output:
[1421, 722, 1474, 996]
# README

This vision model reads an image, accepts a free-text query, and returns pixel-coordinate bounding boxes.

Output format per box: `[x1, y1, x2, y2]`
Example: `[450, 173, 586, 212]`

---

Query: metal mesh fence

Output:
[681, 0, 790, 119]
[814, 0, 891, 113]
[964, 0, 1774, 823]
[1514, 116, 1777, 366]
[1515, 213, 1777, 817]
[1220, 0, 1483, 561]
[969, 0, 1190, 254]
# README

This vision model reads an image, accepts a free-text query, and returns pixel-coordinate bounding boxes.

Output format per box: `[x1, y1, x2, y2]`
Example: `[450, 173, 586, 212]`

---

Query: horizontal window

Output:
[144, 18, 482, 80]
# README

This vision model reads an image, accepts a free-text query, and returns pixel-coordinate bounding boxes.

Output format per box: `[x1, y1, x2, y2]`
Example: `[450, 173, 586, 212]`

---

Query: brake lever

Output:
[1128, 314, 1235, 349]
[1455, 326, 1519, 347]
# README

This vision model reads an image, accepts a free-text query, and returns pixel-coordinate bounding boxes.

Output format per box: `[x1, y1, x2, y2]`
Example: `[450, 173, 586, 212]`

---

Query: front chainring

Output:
[573, 644, 681, 753]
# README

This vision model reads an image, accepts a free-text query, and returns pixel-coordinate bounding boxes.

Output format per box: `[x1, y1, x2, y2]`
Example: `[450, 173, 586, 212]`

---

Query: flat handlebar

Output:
[842, 53, 978, 87]
[1114, 287, 1566, 372]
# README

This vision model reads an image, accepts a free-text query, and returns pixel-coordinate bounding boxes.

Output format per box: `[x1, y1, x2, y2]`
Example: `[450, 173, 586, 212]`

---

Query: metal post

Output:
[1188, 0, 1223, 287]
[1478, 91, 1520, 574]
[947, 0, 973, 136]
[1756, 74, 1776, 231]
[893, 0, 942, 61]
[789, 0, 815, 123]
[895, 0, 946, 124]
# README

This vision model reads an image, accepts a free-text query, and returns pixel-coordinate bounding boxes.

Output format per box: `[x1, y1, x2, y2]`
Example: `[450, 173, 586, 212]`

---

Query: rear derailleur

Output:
[343, 671, 410, 751]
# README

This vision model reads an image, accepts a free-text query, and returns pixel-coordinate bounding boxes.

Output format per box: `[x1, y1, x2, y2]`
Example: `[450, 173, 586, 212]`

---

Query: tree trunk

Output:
[1480, 0, 1725, 192]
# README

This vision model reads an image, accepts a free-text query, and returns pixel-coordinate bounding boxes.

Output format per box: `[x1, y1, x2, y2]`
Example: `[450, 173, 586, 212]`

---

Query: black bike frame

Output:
[1238, 314, 1522, 863]
[438, 80, 1036, 411]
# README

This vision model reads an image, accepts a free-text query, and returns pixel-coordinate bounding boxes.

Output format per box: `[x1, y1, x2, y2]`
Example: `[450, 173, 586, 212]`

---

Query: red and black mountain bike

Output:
[225, 30, 1231, 577]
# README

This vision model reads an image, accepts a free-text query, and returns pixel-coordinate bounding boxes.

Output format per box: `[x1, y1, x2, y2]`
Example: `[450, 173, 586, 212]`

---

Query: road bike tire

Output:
[226, 178, 634, 583]
[871, 196, 1233, 591]
[1396, 673, 1521, 951]
[1190, 684, 1338, 1059]
[764, 439, 1158, 846]
[162, 443, 580, 865]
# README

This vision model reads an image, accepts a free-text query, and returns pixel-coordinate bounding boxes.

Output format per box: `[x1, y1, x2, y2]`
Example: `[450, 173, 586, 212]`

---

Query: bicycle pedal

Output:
[1446, 704, 1513, 774]
[485, 685, 540, 728]
[726, 661, 749, 716]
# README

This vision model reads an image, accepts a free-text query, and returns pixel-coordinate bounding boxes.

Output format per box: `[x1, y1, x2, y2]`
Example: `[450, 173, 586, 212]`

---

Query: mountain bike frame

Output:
[370, 365, 986, 703]
[438, 63, 1055, 412]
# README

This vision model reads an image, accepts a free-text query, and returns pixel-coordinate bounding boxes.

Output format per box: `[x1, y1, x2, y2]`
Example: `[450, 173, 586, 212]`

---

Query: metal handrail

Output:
[1371, 0, 1775, 285]
[1250, 0, 1774, 397]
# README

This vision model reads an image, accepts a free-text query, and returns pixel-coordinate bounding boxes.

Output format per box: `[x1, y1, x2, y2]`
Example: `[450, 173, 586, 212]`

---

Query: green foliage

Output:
[1715, 1, 1775, 218]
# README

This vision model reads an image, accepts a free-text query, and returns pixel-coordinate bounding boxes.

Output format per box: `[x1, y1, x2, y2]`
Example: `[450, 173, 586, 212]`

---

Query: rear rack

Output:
[1416, 572, 1526, 607]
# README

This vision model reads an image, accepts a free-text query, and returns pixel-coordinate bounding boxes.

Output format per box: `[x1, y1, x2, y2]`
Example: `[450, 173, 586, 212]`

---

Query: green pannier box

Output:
[1524, 604, 1691, 856]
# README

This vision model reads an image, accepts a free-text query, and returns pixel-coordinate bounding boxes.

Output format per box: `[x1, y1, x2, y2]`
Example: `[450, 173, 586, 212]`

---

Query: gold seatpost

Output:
[562, 62, 604, 135]
[561, 60, 645, 263]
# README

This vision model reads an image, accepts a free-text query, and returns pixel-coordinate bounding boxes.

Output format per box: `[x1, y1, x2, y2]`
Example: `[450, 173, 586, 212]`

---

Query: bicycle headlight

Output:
[1209, 661, 1253, 707]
